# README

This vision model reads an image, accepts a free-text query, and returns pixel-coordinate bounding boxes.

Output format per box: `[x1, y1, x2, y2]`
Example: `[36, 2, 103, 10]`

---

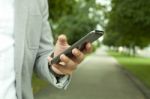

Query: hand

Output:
[48, 35, 92, 75]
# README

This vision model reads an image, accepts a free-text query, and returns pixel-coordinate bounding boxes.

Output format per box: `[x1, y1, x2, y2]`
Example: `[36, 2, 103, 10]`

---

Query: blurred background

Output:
[33, 0, 150, 99]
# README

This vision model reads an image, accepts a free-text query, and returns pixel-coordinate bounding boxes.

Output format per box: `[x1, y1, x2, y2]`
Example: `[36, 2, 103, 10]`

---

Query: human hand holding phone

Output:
[48, 30, 104, 76]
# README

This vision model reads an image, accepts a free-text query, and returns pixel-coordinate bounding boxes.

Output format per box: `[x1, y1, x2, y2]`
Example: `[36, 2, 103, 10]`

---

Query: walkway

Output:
[35, 48, 145, 99]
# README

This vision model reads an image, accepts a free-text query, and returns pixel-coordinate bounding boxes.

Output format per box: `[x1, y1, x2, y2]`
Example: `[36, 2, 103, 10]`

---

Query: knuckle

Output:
[75, 59, 81, 64]
[79, 52, 84, 57]
[71, 61, 77, 67]
[71, 63, 78, 70]
[79, 54, 85, 62]
[66, 58, 70, 63]
[63, 56, 70, 63]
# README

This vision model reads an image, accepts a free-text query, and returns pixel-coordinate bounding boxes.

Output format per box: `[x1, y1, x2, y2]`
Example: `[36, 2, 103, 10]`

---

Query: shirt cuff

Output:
[45, 62, 71, 89]
[49, 70, 71, 89]
[49, 65, 72, 89]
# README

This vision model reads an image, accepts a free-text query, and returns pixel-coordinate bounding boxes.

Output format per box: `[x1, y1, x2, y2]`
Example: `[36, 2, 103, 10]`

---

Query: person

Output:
[0, 0, 92, 99]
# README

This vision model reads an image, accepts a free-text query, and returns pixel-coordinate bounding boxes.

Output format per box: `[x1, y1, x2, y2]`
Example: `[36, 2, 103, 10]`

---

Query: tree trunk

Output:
[132, 46, 136, 56]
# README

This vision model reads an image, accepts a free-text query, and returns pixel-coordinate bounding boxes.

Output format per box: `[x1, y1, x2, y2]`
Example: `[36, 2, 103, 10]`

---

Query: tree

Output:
[48, 0, 75, 22]
[104, 0, 150, 54]
[48, 0, 103, 44]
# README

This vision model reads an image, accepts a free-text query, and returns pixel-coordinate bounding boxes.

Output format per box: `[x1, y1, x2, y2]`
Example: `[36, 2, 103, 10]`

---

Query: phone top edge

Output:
[90, 30, 104, 35]
[95, 30, 104, 34]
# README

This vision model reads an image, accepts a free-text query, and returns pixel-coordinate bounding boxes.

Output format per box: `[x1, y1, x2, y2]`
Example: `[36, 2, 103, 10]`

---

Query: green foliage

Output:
[54, 15, 97, 44]
[48, 0, 75, 22]
[48, 0, 103, 44]
[104, 0, 150, 48]
[32, 73, 48, 94]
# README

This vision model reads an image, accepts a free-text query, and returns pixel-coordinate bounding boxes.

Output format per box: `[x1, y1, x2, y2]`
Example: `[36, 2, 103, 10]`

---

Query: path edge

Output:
[119, 65, 150, 99]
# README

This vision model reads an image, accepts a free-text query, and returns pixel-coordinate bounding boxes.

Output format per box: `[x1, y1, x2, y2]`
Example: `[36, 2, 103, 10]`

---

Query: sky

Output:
[96, 0, 111, 6]
[96, 0, 111, 11]
[95, 0, 111, 42]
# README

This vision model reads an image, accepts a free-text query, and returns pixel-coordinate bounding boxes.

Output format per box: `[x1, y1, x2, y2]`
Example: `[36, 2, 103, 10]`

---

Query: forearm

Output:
[34, 0, 71, 89]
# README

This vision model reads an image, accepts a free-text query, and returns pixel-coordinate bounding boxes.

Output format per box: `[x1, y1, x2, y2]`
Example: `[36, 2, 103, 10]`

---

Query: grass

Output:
[32, 73, 49, 94]
[108, 51, 150, 89]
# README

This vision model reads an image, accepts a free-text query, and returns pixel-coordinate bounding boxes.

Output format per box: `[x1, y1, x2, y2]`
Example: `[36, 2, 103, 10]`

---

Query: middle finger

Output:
[60, 54, 77, 70]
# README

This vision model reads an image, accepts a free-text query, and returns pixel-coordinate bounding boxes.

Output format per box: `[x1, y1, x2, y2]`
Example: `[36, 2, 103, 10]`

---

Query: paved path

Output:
[35, 48, 145, 99]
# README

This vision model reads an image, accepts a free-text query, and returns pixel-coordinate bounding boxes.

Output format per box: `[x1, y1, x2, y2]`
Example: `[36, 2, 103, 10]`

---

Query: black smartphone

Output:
[51, 30, 104, 64]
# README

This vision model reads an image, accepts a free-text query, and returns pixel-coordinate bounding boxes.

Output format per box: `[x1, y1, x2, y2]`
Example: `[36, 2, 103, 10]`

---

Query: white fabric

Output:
[0, 0, 14, 37]
[0, 0, 17, 99]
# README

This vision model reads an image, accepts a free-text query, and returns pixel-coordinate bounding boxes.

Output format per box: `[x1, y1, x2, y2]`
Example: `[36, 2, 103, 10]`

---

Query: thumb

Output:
[56, 34, 68, 46]
[47, 56, 64, 75]
[54, 34, 70, 57]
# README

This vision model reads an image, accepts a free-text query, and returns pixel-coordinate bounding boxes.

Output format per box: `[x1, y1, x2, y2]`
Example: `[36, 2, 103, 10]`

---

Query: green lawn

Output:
[32, 74, 49, 94]
[108, 51, 150, 89]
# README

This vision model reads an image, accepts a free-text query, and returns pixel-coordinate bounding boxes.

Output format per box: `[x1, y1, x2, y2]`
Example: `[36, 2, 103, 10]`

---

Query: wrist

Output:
[49, 65, 65, 77]
[49, 52, 65, 77]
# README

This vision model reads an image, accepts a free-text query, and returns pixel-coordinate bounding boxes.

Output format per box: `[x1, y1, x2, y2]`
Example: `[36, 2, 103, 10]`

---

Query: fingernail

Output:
[57, 35, 68, 46]
[60, 54, 64, 58]
[59, 35, 66, 41]
[88, 43, 91, 48]
[60, 54, 65, 60]
[73, 49, 78, 55]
